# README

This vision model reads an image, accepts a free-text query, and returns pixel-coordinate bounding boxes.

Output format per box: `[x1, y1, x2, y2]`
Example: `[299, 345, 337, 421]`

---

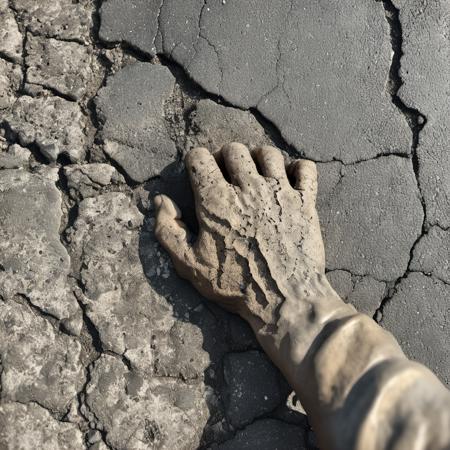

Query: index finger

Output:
[185, 147, 228, 200]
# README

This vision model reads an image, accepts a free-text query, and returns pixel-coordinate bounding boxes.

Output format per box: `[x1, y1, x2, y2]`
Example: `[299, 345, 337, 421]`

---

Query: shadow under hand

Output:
[138, 161, 312, 449]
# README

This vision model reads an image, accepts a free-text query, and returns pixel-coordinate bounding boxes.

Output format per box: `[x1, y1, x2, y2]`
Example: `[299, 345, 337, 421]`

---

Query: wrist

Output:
[245, 275, 356, 387]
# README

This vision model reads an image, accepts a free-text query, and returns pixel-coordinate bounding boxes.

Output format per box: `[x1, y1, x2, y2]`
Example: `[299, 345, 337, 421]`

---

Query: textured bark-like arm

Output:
[253, 289, 450, 450]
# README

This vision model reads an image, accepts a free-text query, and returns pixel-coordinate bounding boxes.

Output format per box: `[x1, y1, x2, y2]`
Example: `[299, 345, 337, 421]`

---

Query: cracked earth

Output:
[0, 0, 449, 449]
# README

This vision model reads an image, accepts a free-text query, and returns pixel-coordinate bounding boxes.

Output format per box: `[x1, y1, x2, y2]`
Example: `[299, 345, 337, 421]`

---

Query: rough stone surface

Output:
[411, 227, 450, 284]
[0, 299, 84, 411]
[187, 99, 271, 153]
[26, 34, 96, 100]
[84, 355, 209, 450]
[216, 419, 307, 450]
[0, 168, 82, 332]
[327, 270, 386, 317]
[64, 163, 125, 200]
[68, 191, 211, 379]
[1, 0, 449, 447]
[11, 0, 92, 43]
[99, 0, 161, 56]
[0, 59, 21, 110]
[5, 95, 86, 161]
[346, 276, 386, 317]
[96, 62, 177, 182]
[317, 157, 423, 281]
[222, 351, 285, 428]
[393, 0, 450, 228]
[382, 272, 450, 385]
[0, 402, 86, 449]
[100, 0, 410, 163]
[0, 0, 22, 62]
[326, 269, 353, 300]
[0, 143, 30, 169]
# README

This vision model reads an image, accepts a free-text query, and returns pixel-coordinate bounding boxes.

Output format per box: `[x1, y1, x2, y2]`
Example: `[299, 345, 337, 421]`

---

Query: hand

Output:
[154, 143, 327, 327]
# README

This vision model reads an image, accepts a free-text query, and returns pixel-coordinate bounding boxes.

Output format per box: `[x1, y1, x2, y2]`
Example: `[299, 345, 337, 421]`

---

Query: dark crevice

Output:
[372, 0, 430, 323]
[98, 149, 141, 187]
[409, 270, 450, 287]
[74, 296, 104, 355]
[158, 52, 296, 152]
[158, 54, 413, 166]
[25, 82, 77, 102]
[326, 268, 388, 285]
[0, 123, 50, 164]
[373, 229, 425, 323]
[104, 349, 133, 371]
[380, 0, 427, 228]
[13, 399, 65, 421]
[56, 153, 72, 166]
[56, 166, 80, 245]
[11, 293, 74, 337]
[25, 27, 87, 46]
[381, 0, 426, 131]
[18, 28, 28, 94]
[100, 40, 154, 62]
[76, 354, 113, 450]
[433, 223, 450, 232]
[375, 265, 450, 324]
[0, 51, 19, 65]
[90, 0, 103, 44]
[105, 39, 413, 171]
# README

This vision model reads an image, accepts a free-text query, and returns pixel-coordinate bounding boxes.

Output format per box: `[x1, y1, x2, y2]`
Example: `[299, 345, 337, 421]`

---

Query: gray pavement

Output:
[0, 0, 448, 449]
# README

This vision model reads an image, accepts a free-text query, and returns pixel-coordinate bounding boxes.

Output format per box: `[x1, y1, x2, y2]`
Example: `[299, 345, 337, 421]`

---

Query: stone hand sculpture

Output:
[155, 143, 450, 450]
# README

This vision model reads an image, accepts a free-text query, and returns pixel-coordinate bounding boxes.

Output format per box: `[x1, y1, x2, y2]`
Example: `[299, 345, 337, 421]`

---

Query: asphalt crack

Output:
[380, 0, 427, 225]
[372, 0, 430, 323]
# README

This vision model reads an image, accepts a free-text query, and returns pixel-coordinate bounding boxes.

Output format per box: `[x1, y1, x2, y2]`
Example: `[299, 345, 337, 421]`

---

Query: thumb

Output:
[154, 194, 196, 275]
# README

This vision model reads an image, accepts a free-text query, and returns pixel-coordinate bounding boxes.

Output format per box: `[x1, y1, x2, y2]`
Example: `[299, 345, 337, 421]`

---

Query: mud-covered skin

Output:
[155, 143, 450, 450]
[155, 144, 348, 329]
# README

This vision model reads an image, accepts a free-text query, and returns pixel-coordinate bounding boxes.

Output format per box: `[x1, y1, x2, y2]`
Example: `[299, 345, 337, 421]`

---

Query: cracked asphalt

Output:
[0, 0, 449, 449]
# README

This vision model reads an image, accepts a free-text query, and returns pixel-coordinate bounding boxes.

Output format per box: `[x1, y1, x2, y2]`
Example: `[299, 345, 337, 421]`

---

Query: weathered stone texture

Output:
[0, 143, 30, 169]
[187, 99, 271, 153]
[11, 0, 92, 43]
[222, 351, 286, 428]
[26, 34, 96, 100]
[0, 0, 22, 62]
[68, 191, 212, 379]
[317, 157, 423, 281]
[0, 402, 86, 450]
[0, 59, 21, 110]
[84, 355, 209, 450]
[99, 0, 162, 56]
[411, 227, 450, 284]
[393, 0, 450, 228]
[96, 62, 177, 182]
[382, 272, 450, 385]
[0, 168, 82, 332]
[0, 300, 84, 411]
[216, 419, 307, 450]
[327, 270, 386, 317]
[100, 0, 410, 163]
[0, 0, 449, 447]
[5, 95, 86, 161]
[64, 163, 125, 200]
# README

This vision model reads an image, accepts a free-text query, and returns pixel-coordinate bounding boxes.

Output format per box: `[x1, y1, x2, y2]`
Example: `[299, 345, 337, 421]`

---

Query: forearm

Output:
[156, 144, 450, 449]
[248, 279, 450, 450]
